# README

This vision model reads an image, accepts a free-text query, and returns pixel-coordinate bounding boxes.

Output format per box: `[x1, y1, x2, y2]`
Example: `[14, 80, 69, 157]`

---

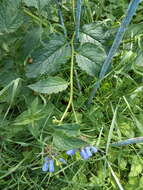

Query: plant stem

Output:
[75, 0, 82, 44]
[59, 36, 75, 124]
[55, 0, 67, 36]
[23, 8, 48, 27]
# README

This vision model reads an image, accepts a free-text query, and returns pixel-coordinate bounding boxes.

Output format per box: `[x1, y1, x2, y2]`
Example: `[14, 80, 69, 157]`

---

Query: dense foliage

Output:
[1, 0, 143, 189]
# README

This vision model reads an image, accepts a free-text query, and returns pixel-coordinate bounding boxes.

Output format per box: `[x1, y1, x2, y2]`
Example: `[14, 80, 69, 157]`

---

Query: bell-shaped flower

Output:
[42, 157, 54, 173]
[49, 159, 54, 172]
[66, 149, 76, 156]
[80, 148, 90, 160]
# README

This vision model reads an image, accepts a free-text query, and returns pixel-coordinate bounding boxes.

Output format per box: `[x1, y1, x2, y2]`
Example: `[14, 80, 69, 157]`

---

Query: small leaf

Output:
[0, 0, 23, 34]
[53, 132, 87, 151]
[129, 156, 143, 177]
[28, 76, 68, 94]
[26, 34, 71, 78]
[76, 42, 106, 76]
[53, 123, 80, 137]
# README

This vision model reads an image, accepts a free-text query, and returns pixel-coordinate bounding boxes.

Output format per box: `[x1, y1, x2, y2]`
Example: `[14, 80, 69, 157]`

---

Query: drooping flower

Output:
[49, 159, 54, 172]
[66, 149, 77, 156]
[42, 156, 67, 172]
[80, 148, 90, 160]
[42, 157, 54, 173]
[66, 146, 98, 160]
[42, 162, 49, 172]
[85, 146, 92, 157]
[90, 146, 98, 153]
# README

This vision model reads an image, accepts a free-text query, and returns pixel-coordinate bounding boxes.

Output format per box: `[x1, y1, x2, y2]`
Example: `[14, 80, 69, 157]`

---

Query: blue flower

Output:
[85, 146, 92, 157]
[42, 162, 49, 172]
[66, 146, 98, 160]
[49, 159, 54, 172]
[66, 149, 76, 156]
[80, 148, 90, 160]
[42, 157, 54, 173]
[90, 146, 98, 153]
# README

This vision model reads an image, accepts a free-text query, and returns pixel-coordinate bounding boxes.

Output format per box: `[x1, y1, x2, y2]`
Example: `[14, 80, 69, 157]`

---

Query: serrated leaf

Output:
[0, 0, 23, 34]
[53, 123, 80, 137]
[53, 132, 87, 151]
[21, 27, 42, 60]
[28, 76, 68, 94]
[81, 22, 107, 42]
[26, 34, 71, 78]
[24, 0, 51, 9]
[76, 42, 106, 76]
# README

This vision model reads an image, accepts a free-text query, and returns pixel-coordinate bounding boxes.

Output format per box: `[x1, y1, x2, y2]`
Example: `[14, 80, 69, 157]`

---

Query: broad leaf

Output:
[28, 76, 68, 94]
[80, 22, 111, 44]
[14, 98, 54, 126]
[76, 42, 106, 77]
[0, 0, 23, 34]
[53, 123, 80, 137]
[53, 132, 87, 151]
[21, 27, 42, 60]
[26, 34, 71, 78]
[24, 0, 51, 9]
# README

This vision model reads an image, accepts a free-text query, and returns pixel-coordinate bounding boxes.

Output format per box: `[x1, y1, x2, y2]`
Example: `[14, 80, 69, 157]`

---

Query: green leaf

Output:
[53, 132, 87, 151]
[28, 76, 68, 94]
[129, 156, 143, 177]
[14, 98, 47, 125]
[53, 123, 80, 137]
[133, 51, 143, 76]
[21, 27, 42, 60]
[81, 22, 109, 43]
[76, 42, 106, 77]
[0, 0, 23, 34]
[24, 0, 51, 9]
[26, 34, 71, 78]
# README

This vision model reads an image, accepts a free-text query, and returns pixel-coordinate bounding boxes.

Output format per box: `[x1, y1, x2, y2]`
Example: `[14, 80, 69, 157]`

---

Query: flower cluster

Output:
[66, 146, 98, 160]
[42, 145, 98, 173]
[42, 156, 66, 172]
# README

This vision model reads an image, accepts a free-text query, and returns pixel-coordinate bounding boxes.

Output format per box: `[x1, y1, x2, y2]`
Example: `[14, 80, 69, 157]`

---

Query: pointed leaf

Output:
[26, 34, 71, 78]
[53, 132, 87, 151]
[80, 22, 111, 44]
[76, 42, 106, 76]
[21, 27, 42, 60]
[24, 0, 51, 9]
[53, 123, 80, 137]
[0, 0, 23, 34]
[28, 76, 68, 94]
